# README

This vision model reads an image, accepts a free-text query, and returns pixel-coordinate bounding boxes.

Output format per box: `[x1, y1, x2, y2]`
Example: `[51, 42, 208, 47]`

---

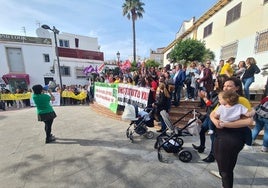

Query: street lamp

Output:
[41, 24, 63, 91]
[116, 51, 120, 67]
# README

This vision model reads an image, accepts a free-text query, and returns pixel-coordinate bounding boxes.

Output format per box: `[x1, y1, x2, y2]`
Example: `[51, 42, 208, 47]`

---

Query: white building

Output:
[0, 30, 104, 92]
[163, 0, 268, 90]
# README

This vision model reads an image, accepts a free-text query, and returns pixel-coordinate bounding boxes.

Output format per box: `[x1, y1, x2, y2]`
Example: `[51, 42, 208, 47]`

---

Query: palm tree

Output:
[122, 0, 145, 63]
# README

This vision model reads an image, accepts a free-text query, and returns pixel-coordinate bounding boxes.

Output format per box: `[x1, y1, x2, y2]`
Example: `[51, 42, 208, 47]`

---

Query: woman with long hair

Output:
[210, 77, 253, 188]
[192, 74, 228, 162]
[153, 82, 171, 132]
[241, 57, 260, 99]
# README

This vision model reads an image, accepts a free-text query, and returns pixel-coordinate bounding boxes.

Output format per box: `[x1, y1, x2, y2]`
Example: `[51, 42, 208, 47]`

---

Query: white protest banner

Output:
[117, 84, 150, 109]
[30, 92, 61, 106]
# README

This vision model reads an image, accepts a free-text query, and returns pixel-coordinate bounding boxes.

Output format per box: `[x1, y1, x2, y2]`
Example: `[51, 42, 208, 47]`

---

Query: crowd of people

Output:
[1, 56, 267, 188]
[90, 56, 265, 188]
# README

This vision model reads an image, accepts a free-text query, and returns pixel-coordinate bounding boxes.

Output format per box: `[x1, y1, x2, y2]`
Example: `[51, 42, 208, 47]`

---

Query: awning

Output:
[2, 73, 30, 84]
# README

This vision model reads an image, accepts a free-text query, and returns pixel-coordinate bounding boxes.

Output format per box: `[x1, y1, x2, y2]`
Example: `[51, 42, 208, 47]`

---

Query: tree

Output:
[169, 38, 214, 64]
[144, 59, 160, 68]
[122, 0, 145, 63]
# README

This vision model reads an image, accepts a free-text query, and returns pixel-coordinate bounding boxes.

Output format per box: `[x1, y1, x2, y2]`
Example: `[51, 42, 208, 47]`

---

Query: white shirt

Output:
[173, 70, 180, 83]
[215, 103, 248, 123]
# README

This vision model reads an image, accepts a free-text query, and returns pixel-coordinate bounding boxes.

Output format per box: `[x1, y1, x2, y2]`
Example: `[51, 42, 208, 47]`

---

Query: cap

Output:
[43, 85, 49, 91]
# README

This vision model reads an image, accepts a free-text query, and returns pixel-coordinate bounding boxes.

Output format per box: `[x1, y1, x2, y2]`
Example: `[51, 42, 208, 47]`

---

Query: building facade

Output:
[149, 47, 165, 65]
[163, 0, 268, 89]
[0, 32, 104, 92]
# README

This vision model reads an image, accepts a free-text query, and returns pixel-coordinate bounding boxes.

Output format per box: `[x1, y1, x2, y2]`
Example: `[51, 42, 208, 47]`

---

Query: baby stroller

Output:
[154, 109, 203, 163]
[122, 104, 154, 142]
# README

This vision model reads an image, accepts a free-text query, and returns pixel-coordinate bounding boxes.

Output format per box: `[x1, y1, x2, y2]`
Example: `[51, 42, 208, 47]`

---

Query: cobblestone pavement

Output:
[0, 106, 267, 188]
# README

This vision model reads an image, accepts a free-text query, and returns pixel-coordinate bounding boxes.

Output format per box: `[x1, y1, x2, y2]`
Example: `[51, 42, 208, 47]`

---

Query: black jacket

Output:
[242, 64, 260, 79]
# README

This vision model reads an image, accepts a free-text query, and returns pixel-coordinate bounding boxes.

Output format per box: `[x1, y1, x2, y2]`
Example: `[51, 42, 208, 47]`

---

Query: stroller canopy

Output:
[122, 104, 138, 121]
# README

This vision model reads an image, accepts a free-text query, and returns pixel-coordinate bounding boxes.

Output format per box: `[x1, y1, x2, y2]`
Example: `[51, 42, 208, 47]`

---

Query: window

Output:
[75, 38, 79, 48]
[226, 2, 242, 26]
[203, 23, 213, 38]
[43, 54, 50, 62]
[59, 39, 70, 48]
[60, 66, 70, 76]
[75, 67, 87, 78]
[255, 30, 268, 53]
[220, 41, 238, 61]
[6, 47, 25, 72]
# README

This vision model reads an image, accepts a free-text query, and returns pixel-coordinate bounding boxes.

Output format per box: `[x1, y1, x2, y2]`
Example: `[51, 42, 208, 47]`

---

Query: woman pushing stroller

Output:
[152, 82, 171, 133]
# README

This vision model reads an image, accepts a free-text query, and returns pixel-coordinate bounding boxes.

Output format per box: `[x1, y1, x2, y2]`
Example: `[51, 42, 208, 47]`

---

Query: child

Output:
[209, 90, 254, 134]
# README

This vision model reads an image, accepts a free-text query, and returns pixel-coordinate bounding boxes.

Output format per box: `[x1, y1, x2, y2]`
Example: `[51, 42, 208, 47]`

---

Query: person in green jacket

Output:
[32, 84, 57, 143]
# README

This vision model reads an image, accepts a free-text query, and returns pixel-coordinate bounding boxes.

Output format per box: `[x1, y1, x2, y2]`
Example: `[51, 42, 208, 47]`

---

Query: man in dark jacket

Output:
[173, 64, 185, 106]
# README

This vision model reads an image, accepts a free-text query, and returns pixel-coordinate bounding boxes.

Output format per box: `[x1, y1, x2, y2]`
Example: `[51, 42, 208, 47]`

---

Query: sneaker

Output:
[50, 134, 56, 141]
[184, 98, 189, 101]
[209, 170, 222, 179]
[261, 146, 268, 152]
[191, 98, 195, 101]
[207, 130, 214, 135]
[243, 145, 255, 152]
[45, 135, 56, 144]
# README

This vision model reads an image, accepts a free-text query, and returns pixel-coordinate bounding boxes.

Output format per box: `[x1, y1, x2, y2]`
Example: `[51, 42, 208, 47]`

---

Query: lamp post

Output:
[41, 24, 63, 91]
[116, 51, 120, 67]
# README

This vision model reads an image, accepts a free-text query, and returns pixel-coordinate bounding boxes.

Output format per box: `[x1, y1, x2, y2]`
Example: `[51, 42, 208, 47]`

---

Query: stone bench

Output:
[249, 89, 264, 101]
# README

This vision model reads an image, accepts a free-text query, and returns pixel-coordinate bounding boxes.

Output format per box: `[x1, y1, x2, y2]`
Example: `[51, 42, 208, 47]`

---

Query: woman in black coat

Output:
[153, 82, 171, 132]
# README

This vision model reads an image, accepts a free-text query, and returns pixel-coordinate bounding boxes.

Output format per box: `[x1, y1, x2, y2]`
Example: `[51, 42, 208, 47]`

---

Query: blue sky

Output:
[0, 0, 218, 61]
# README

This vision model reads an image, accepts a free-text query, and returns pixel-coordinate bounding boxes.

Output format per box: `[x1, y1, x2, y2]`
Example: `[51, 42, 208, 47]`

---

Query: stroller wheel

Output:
[178, 150, 192, 163]
[175, 138, 184, 146]
[158, 151, 163, 161]
[145, 131, 154, 139]
[154, 140, 159, 149]
[154, 136, 163, 149]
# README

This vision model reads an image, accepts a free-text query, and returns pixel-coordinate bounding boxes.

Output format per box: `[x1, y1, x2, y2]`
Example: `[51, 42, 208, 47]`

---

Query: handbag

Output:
[255, 101, 268, 118]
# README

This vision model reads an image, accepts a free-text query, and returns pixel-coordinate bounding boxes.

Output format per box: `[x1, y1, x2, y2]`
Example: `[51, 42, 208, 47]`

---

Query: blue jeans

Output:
[252, 116, 268, 147]
[199, 115, 215, 154]
[242, 77, 254, 99]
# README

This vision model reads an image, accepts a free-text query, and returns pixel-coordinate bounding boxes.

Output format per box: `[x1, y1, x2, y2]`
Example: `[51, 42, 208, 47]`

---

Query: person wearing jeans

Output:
[192, 74, 229, 163]
[252, 96, 268, 152]
[242, 77, 255, 100]
[192, 115, 215, 162]
[241, 57, 260, 99]
[252, 115, 268, 152]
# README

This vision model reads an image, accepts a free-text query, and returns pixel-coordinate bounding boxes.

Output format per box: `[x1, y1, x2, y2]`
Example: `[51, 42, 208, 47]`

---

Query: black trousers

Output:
[214, 129, 244, 188]
[44, 119, 54, 139]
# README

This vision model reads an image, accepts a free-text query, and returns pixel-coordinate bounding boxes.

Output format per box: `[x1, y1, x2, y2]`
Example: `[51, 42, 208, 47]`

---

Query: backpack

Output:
[255, 101, 268, 118]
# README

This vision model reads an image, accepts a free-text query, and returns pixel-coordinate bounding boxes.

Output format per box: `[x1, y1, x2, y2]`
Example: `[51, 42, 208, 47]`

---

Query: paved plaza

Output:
[0, 105, 267, 188]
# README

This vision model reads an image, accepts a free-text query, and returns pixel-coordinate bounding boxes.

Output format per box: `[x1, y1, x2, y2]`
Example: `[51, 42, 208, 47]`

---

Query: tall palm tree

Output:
[122, 0, 145, 63]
